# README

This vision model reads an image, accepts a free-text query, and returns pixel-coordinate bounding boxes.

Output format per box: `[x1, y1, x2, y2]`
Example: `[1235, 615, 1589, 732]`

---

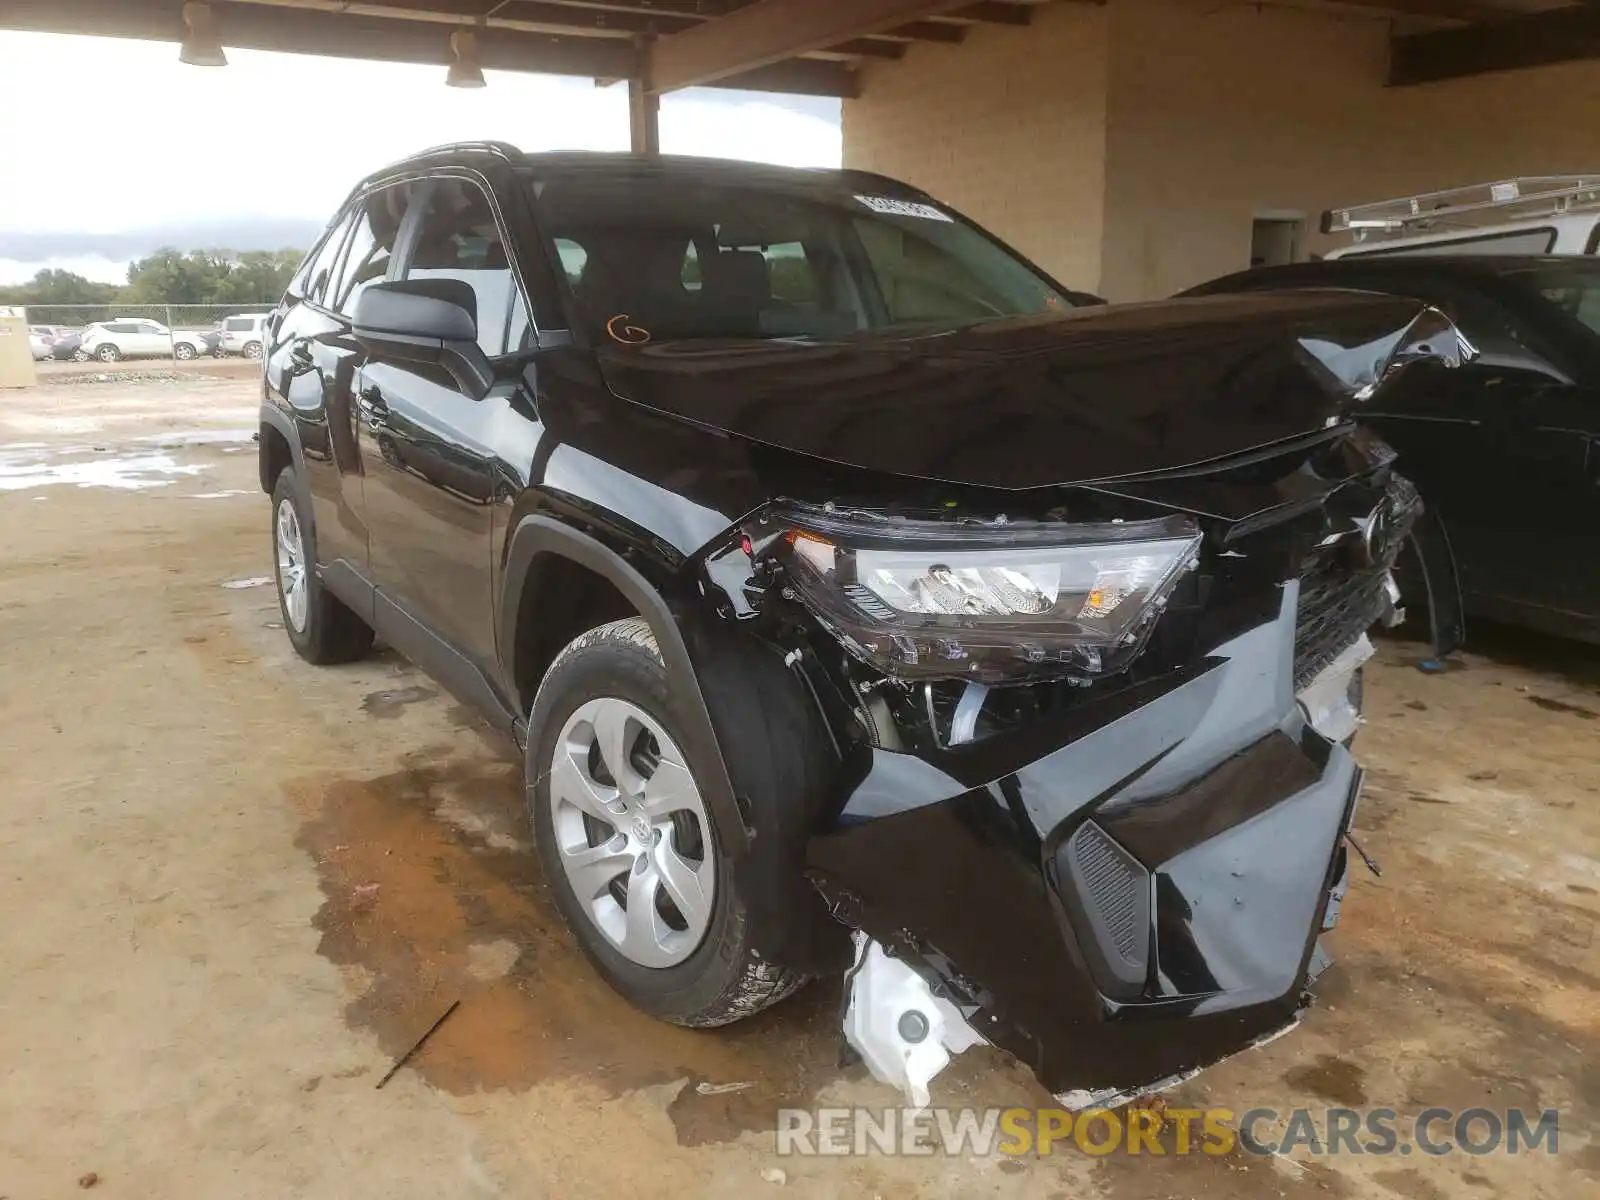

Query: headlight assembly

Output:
[762, 507, 1201, 682]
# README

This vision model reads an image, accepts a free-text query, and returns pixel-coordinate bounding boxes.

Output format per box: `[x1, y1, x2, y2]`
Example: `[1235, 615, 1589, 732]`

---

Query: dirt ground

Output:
[1, 374, 1595, 1200]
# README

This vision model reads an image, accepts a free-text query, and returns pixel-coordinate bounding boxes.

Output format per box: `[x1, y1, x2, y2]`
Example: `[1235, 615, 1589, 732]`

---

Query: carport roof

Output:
[0, 0, 1586, 96]
[0, 0, 1058, 98]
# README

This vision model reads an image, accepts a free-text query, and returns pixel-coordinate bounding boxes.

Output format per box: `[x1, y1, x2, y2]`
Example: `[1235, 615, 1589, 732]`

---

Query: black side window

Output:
[400, 177, 530, 357]
[302, 210, 357, 308]
[329, 184, 411, 318]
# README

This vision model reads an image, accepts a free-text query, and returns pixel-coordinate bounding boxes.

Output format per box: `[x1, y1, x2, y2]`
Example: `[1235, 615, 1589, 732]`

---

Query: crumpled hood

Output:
[596, 291, 1468, 491]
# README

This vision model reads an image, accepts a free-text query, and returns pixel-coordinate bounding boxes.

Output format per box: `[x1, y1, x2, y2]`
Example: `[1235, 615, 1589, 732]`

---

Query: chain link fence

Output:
[25, 302, 277, 363]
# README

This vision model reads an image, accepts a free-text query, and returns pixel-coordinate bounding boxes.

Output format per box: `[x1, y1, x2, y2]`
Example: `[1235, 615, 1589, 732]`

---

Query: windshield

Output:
[529, 171, 1076, 344]
[1506, 262, 1600, 338]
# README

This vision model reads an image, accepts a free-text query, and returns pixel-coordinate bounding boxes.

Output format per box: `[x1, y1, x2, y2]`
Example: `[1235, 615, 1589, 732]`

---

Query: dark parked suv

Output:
[1188, 255, 1600, 649]
[259, 143, 1465, 1107]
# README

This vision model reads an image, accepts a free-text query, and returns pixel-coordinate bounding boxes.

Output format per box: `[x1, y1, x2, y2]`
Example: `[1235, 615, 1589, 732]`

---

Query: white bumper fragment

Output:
[842, 933, 987, 1108]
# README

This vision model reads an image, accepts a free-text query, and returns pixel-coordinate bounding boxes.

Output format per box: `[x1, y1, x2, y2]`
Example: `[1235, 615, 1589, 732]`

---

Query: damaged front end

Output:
[691, 303, 1467, 1108]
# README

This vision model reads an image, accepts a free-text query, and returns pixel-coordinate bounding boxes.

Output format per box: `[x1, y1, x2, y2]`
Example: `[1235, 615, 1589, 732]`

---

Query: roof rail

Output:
[362, 140, 524, 185]
[1321, 176, 1600, 241]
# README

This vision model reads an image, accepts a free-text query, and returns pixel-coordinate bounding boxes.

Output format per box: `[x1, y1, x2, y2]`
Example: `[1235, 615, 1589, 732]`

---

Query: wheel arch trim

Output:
[258, 403, 306, 495]
[501, 514, 749, 858]
[1407, 507, 1465, 657]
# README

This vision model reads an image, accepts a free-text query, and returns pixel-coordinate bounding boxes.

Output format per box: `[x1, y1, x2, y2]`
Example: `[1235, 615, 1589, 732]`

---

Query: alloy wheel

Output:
[274, 498, 308, 633]
[549, 697, 715, 968]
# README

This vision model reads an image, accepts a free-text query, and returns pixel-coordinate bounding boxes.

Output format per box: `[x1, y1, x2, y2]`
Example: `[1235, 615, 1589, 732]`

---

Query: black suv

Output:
[260, 143, 1464, 1106]
[1189, 255, 1600, 649]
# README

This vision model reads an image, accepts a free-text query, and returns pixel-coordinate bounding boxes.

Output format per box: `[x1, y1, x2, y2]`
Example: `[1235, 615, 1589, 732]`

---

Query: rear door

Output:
[103, 321, 139, 354]
[356, 172, 532, 674]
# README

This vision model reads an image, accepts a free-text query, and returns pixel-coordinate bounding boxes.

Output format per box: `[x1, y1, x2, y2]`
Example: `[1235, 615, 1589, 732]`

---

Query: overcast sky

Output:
[0, 30, 841, 284]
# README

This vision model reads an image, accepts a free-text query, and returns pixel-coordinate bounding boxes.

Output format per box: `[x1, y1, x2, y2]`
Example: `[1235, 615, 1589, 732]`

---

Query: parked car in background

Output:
[49, 329, 85, 361]
[78, 319, 208, 362]
[1184, 254, 1600, 647]
[219, 313, 269, 359]
[260, 144, 1469, 1109]
[28, 326, 55, 361]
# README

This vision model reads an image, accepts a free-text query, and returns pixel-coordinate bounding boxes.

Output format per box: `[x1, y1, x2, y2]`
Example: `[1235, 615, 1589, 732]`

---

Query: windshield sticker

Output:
[606, 313, 652, 345]
[854, 195, 953, 222]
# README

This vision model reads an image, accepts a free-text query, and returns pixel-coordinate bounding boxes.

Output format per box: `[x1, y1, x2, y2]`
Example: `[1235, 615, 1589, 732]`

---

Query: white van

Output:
[1323, 176, 1600, 260]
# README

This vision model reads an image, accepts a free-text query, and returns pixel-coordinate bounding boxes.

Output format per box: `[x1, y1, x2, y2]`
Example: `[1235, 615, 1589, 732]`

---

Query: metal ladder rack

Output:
[1321, 176, 1600, 241]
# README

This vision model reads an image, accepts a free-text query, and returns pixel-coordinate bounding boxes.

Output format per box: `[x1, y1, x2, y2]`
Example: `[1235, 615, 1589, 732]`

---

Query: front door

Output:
[1362, 277, 1598, 631]
[356, 174, 532, 675]
[266, 181, 413, 597]
[137, 321, 169, 356]
[1463, 383, 1600, 631]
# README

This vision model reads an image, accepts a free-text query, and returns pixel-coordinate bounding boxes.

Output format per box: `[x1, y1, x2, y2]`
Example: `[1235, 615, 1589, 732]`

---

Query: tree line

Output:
[0, 246, 306, 308]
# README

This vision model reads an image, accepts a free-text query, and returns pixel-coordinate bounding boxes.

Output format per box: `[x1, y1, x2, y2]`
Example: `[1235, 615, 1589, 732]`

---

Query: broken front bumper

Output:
[809, 584, 1365, 1102]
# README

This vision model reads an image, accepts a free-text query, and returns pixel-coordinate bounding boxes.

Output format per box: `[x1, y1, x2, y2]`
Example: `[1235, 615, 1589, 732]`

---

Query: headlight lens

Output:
[770, 510, 1201, 682]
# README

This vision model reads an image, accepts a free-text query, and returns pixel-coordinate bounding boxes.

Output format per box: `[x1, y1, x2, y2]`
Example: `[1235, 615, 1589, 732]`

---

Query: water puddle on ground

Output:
[291, 749, 860, 1145]
[133, 428, 257, 449]
[0, 430, 253, 493]
[0, 445, 204, 491]
[360, 686, 439, 718]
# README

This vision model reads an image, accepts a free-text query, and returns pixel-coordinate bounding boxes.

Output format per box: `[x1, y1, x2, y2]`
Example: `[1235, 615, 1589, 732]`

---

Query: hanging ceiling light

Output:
[446, 30, 486, 88]
[178, 1, 227, 67]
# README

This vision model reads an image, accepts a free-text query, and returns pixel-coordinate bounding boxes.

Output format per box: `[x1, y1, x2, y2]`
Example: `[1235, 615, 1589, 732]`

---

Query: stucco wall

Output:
[1098, 0, 1600, 301]
[841, 2, 1110, 293]
[843, 0, 1600, 302]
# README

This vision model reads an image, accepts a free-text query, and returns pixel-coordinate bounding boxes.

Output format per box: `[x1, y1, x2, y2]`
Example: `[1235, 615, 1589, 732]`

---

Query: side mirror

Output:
[352, 280, 493, 400]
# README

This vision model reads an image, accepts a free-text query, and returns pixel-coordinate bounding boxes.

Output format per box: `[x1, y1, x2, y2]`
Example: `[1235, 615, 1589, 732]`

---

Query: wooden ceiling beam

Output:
[1391, 4, 1600, 84]
[0, 0, 863, 94]
[244, 0, 922, 58]
[0, 0, 633, 72]
[645, 0, 973, 91]
[1330, 0, 1516, 25]
[881, 19, 968, 42]
[944, 2, 1034, 25]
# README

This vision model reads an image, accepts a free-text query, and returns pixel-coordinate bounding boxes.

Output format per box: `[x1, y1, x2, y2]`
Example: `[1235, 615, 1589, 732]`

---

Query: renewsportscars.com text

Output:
[775, 1106, 1561, 1158]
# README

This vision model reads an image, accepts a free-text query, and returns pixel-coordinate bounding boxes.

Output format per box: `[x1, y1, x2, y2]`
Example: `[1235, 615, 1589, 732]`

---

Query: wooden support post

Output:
[628, 74, 660, 155]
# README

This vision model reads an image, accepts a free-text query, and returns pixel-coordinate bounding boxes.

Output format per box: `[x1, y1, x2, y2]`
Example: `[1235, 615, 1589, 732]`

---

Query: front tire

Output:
[270, 468, 373, 665]
[95, 343, 121, 363]
[528, 619, 816, 1027]
[174, 342, 196, 361]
